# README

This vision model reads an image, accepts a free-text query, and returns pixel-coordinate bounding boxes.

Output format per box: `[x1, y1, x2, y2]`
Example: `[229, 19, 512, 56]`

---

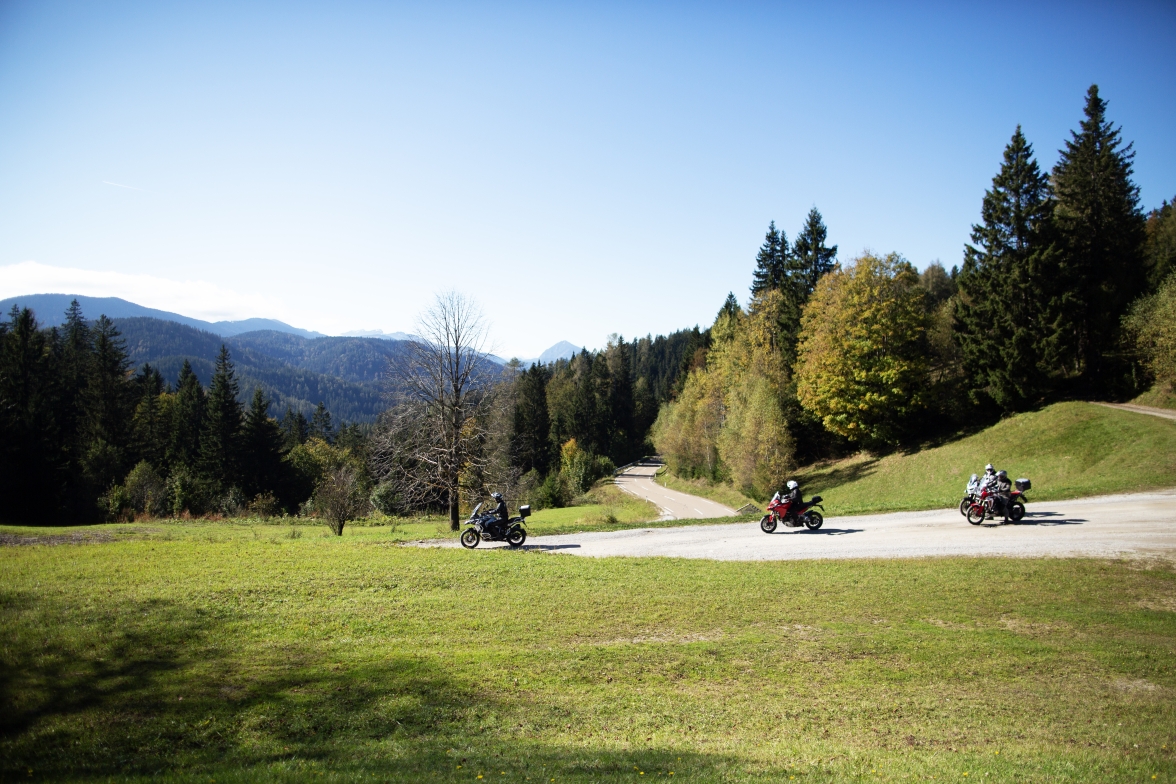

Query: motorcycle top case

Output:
[519, 504, 531, 518]
[1015, 478, 1031, 491]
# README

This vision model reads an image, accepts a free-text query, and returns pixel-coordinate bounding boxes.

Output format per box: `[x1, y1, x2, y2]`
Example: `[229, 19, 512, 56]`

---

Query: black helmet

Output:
[491, 492, 503, 501]
[996, 470, 1007, 480]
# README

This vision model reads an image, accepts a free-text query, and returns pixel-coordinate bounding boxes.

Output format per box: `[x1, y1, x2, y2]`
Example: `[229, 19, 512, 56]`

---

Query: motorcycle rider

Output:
[781, 480, 801, 519]
[981, 463, 997, 491]
[490, 492, 509, 535]
[992, 470, 1013, 522]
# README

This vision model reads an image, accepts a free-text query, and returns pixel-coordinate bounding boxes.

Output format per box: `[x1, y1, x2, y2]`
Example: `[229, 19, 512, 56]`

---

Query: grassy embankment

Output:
[1132, 383, 1176, 410]
[2, 537, 1174, 782]
[793, 401, 1176, 516]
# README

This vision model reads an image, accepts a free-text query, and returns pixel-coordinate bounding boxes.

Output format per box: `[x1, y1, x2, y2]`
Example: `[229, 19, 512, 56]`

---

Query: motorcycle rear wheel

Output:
[1009, 501, 1025, 522]
[507, 528, 527, 548]
[966, 505, 985, 525]
[460, 529, 480, 549]
[760, 515, 777, 534]
[804, 511, 824, 530]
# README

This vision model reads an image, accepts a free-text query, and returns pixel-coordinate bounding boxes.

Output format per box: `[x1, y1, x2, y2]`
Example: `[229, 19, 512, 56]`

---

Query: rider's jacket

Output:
[494, 499, 509, 521]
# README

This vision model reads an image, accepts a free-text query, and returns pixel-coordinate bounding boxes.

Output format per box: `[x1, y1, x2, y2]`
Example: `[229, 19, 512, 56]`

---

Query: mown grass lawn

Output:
[795, 401, 1176, 516]
[2, 532, 1174, 782]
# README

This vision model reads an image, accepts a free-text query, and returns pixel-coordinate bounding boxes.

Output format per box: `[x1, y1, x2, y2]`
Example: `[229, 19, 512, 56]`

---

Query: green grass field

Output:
[1, 535, 1174, 782]
[793, 401, 1176, 516]
[1132, 383, 1176, 410]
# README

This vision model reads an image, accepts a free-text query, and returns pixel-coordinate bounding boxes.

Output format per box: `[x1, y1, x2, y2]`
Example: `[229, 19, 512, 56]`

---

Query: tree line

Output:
[655, 85, 1176, 500]
[5, 84, 1171, 524]
[0, 300, 368, 524]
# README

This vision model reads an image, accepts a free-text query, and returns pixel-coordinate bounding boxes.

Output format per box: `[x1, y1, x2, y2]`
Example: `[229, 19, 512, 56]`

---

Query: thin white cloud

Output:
[102, 180, 148, 192]
[0, 261, 287, 324]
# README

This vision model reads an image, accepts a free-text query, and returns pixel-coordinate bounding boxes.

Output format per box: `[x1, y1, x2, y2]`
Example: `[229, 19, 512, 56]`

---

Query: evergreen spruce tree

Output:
[240, 387, 285, 499]
[605, 338, 636, 462]
[0, 307, 62, 521]
[309, 401, 334, 443]
[198, 345, 243, 488]
[81, 316, 134, 492]
[169, 361, 204, 470]
[1051, 84, 1147, 391]
[718, 292, 741, 321]
[510, 363, 552, 475]
[955, 126, 1059, 410]
[280, 406, 309, 450]
[131, 364, 168, 467]
[791, 208, 838, 298]
[750, 222, 789, 295]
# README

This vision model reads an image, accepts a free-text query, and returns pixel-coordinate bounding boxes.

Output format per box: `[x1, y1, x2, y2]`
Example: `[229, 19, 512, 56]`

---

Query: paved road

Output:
[1095, 401, 1176, 422]
[444, 489, 1176, 561]
[613, 460, 737, 520]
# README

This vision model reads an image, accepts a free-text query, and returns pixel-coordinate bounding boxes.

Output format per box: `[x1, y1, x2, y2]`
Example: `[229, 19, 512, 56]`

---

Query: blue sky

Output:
[1, 1, 1174, 359]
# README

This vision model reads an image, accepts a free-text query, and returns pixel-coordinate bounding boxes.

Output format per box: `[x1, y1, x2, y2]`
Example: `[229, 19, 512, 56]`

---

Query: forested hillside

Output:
[114, 318, 389, 422]
[653, 85, 1176, 501]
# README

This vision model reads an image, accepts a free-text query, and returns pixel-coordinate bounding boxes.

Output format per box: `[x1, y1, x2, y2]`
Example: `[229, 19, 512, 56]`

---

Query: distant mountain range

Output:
[0, 293, 325, 339]
[2, 292, 584, 422]
[1, 293, 580, 365]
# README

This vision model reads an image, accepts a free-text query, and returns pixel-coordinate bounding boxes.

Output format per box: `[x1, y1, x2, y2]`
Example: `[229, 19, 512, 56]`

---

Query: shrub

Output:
[218, 486, 247, 517]
[124, 461, 166, 517]
[534, 471, 566, 509]
[369, 481, 402, 516]
[313, 464, 368, 536]
[246, 492, 280, 519]
[98, 484, 131, 522]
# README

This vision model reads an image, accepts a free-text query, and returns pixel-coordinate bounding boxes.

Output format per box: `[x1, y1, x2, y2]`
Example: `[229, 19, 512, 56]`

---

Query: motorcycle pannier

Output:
[1015, 478, 1031, 491]
[519, 504, 532, 518]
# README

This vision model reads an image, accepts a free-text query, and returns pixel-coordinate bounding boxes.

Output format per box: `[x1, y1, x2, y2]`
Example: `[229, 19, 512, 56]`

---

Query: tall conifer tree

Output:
[240, 387, 285, 498]
[169, 360, 204, 469]
[198, 345, 243, 488]
[791, 208, 838, 298]
[955, 126, 1058, 410]
[309, 401, 334, 443]
[511, 364, 552, 475]
[749, 222, 789, 295]
[1051, 84, 1147, 389]
[81, 316, 133, 490]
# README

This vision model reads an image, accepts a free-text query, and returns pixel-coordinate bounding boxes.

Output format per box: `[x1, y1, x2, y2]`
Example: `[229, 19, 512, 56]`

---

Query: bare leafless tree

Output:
[374, 291, 500, 530]
[315, 464, 367, 536]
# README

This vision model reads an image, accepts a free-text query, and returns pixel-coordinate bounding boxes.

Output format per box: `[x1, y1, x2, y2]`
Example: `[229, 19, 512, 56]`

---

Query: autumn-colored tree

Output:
[652, 290, 794, 499]
[795, 252, 929, 448]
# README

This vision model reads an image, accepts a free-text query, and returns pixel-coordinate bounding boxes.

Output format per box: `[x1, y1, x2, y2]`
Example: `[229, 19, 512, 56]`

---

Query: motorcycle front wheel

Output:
[966, 505, 986, 525]
[959, 497, 971, 516]
[760, 515, 777, 534]
[1009, 501, 1025, 522]
[460, 528, 480, 549]
[804, 511, 824, 530]
[507, 528, 527, 548]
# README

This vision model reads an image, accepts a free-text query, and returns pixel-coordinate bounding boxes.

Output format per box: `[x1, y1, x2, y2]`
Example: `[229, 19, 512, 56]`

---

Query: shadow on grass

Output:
[0, 592, 760, 782]
[795, 456, 882, 494]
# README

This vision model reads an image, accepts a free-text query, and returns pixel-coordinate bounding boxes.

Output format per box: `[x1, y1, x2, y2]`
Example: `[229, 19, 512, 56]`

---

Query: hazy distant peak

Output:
[341, 328, 416, 341]
[538, 340, 582, 363]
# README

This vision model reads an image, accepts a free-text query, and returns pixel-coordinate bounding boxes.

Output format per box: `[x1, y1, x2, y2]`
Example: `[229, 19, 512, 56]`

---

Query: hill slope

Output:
[114, 318, 387, 422]
[794, 401, 1176, 516]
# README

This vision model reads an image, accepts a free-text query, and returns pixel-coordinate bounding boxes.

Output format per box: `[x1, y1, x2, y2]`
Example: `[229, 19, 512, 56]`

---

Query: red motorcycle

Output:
[966, 478, 1029, 525]
[760, 492, 824, 533]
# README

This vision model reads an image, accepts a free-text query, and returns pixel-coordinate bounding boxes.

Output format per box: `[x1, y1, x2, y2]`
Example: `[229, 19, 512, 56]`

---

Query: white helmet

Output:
[786, 480, 798, 490]
[985, 464, 994, 473]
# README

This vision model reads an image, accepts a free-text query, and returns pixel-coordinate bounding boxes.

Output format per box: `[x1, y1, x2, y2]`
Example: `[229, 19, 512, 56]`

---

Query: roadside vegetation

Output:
[3, 538, 1175, 782]
[795, 401, 1176, 516]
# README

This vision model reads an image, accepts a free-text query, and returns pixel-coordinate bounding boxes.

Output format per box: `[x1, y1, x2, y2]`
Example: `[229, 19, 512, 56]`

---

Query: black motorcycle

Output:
[460, 501, 530, 549]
